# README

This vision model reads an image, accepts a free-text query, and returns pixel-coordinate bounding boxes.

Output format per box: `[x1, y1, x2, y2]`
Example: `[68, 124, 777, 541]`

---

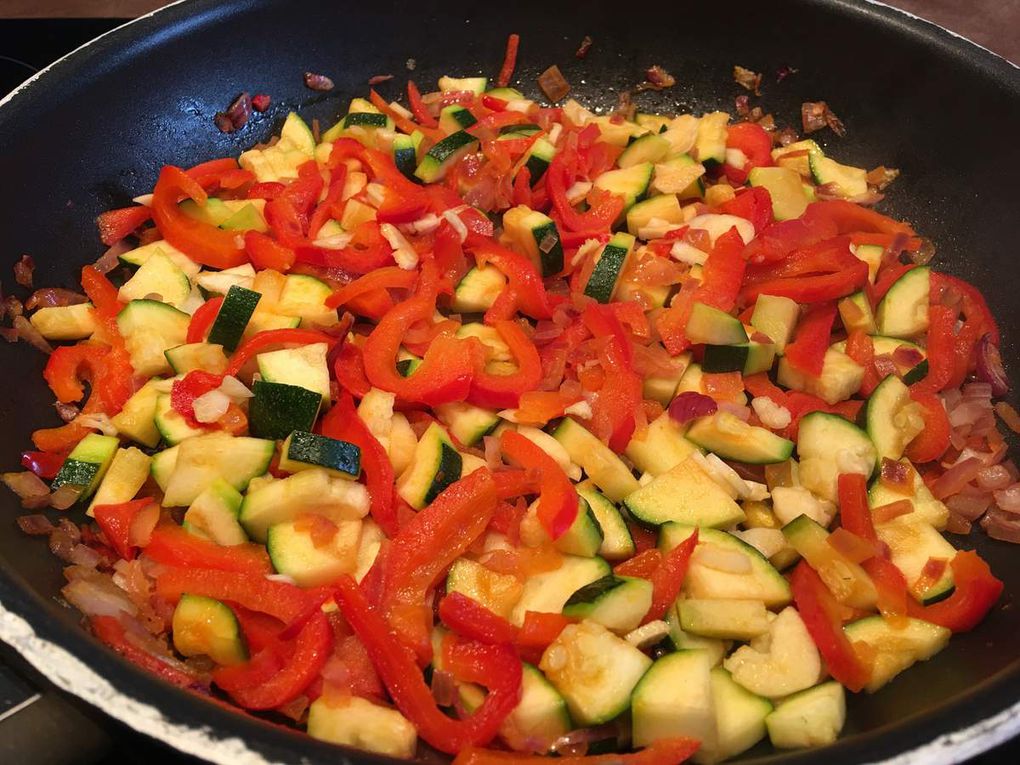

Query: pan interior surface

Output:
[0, 1, 1018, 763]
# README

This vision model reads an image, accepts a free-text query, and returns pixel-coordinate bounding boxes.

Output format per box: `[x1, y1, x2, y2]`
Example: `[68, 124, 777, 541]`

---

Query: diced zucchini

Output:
[182, 478, 246, 546]
[809, 154, 868, 198]
[154, 392, 206, 445]
[172, 594, 247, 666]
[446, 558, 523, 621]
[843, 615, 950, 692]
[415, 131, 479, 183]
[267, 518, 362, 586]
[723, 607, 822, 698]
[748, 166, 808, 220]
[695, 668, 772, 764]
[521, 497, 604, 558]
[248, 381, 322, 441]
[501, 205, 564, 277]
[868, 458, 948, 529]
[576, 481, 635, 561]
[583, 232, 636, 303]
[50, 434, 119, 502]
[164, 342, 228, 375]
[771, 139, 823, 178]
[625, 456, 745, 528]
[396, 422, 462, 509]
[160, 432, 273, 508]
[618, 133, 671, 168]
[279, 430, 360, 480]
[117, 300, 190, 377]
[624, 412, 699, 477]
[196, 264, 256, 296]
[778, 348, 864, 406]
[86, 447, 152, 516]
[119, 241, 200, 279]
[750, 295, 800, 353]
[685, 412, 794, 465]
[451, 266, 507, 313]
[875, 517, 957, 604]
[853, 243, 884, 283]
[553, 418, 640, 502]
[207, 285, 261, 352]
[796, 411, 877, 502]
[29, 303, 96, 341]
[781, 515, 877, 609]
[876, 266, 930, 338]
[239, 468, 370, 543]
[765, 681, 845, 749]
[118, 251, 191, 308]
[562, 575, 653, 633]
[702, 338, 776, 376]
[694, 112, 729, 166]
[277, 274, 337, 328]
[540, 620, 652, 726]
[632, 650, 716, 750]
[239, 112, 315, 182]
[863, 374, 925, 461]
[307, 695, 417, 758]
[686, 302, 748, 346]
[679, 598, 770, 641]
[510, 555, 611, 626]
[626, 194, 683, 237]
[438, 75, 487, 94]
[256, 342, 330, 404]
[591, 162, 653, 209]
[434, 402, 499, 447]
[150, 445, 179, 492]
[110, 379, 162, 448]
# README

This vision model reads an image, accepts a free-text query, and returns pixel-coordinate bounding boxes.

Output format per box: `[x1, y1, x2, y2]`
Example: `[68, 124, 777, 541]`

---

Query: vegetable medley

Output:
[4, 44, 1015, 765]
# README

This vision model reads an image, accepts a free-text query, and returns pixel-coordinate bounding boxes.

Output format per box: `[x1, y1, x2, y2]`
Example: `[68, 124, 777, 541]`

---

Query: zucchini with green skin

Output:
[591, 163, 653, 209]
[695, 668, 772, 764]
[415, 131, 479, 183]
[451, 266, 507, 313]
[307, 695, 417, 758]
[248, 381, 322, 441]
[502, 205, 564, 277]
[267, 517, 362, 587]
[117, 300, 190, 378]
[207, 285, 261, 352]
[765, 682, 845, 749]
[279, 431, 361, 479]
[843, 616, 950, 692]
[584, 232, 636, 303]
[625, 457, 745, 528]
[164, 342, 229, 375]
[562, 575, 653, 632]
[396, 422, 462, 509]
[686, 303, 748, 346]
[86, 447, 151, 516]
[631, 650, 717, 751]
[795, 411, 877, 502]
[51, 434, 120, 502]
[162, 432, 275, 508]
[446, 558, 523, 621]
[110, 379, 163, 448]
[750, 295, 800, 353]
[118, 251, 191, 308]
[510, 555, 611, 626]
[434, 401, 500, 446]
[575, 481, 635, 561]
[29, 303, 96, 341]
[553, 417, 640, 502]
[685, 411, 794, 465]
[182, 478, 247, 545]
[172, 594, 247, 666]
[876, 266, 931, 338]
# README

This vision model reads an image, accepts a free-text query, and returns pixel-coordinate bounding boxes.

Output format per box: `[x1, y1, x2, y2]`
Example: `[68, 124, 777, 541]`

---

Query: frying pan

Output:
[0, 0, 1018, 762]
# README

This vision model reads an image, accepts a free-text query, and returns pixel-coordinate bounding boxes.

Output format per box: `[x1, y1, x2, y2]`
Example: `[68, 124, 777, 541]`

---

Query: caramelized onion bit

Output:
[802, 100, 846, 136]
[17, 513, 55, 535]
[982, 507, 1020, 543]
[304, 72, 335, 91]
[995, 401, 1020, 434]
[215, 92, 252, 133]
[251, 94, 271, 112]
[733, 65, 762, 95]
[538, 65, 571, 102]
[25, 288, 88, 310]
[872, 499, 914, 524]
[827, 527, 878, 564]
[2, 471, 50, 508]
[932, 457, 983, 500]
[976, 335, 1009, 397]
[879, 457, 914, 495]
[638, 65, 676, 92]
[575, 35, 594, 59]
[368, 74, 394, 85]
[866, 165, 900, 191]
[776, 65, 799, 83]
[14, 254, 34, 288]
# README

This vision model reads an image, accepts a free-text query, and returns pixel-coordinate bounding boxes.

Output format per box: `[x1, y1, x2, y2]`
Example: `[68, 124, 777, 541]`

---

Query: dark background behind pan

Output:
[0, 0, 1018, 762]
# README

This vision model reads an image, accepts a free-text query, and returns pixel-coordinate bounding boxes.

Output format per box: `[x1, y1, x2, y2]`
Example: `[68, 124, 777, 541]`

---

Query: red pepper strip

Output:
[332, 343, 373, 399]
[186, 157, 244, 186]
[615, 548, 663, 578]
[215, 611, 332, 710]
[320, 393, 398, 536]
[308, 167, 348, 240]
[151, 165, 247, 268]
[723, 123, 774, 185]
[20, 450, 66, 480]
[904, 392, 951, 463]
[718, 185, 773, 232]
[90, 616, 199, 688]
[80, 265, 127, 348]
[156, 567, 310, 622]
[144, 523, 271, 575]
[790, 561, 870, 692]
[453, 738, 701, 765]
[743, 372, 789, 406]
[906, 551, 1003, 632]
[496, 33, 520, 87]
[329, 138, 426, 201]
[32, 420, 91, 453]
[697, 228, 747, 312]
[843, 330, 880, 397]
[244, 230, 295, 272]
[92, 498, 155, 561]
[500, 431, 578, 539]
[325, 267, 416, 310]
[740, 260, 868, 305]
[581, 304, 642, 451]
[224, 328, 338, 377]
[547, 152, 623, 233]
[467, 320, 543, 409]
[867, 263, 915, 306]
[334, 575, 522, 754]
[367, 88, 440, 142]
[837, 473, 876, 542]
[212, 646, 283, 696]
[515, 612, 574, 660]
[482, 94, 508, 111]
[910, 305, 955, 394]
[264, 195, 307, 248]
[850, 232, 923, 252]
[170, 370, 224, 427]
[407, 80, 439, 128]
[933, 272, 1000, 346]
[803, 200, 915, 236]
[742, 215, 839, 265]
[186, 296, 224, 343]
[493, 468, 540, 500]
[744, 236, 857, 283]
[645, 529, 699, 624]
[377, 468, 499, 661]
[43, 344, 109, 403]
[96, 206, 152, 246]
[473, 240, 557, 322]
[362, 267, 475, 406]
[439, 593, 518, 645]
[785, 301, 837, 377]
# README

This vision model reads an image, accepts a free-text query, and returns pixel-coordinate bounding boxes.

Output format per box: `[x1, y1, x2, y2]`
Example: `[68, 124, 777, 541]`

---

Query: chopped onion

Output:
[442, 210, 469, 242]
[48, 484, 81, 511]
[873, 354, 898, 380]
[733, 65, 762, 94]
[866, 165, 900, 191]
[215, 92, 252, 133]
[537, 65, 571, 102]
[2, 471, 50, 508]
[946, 512, 973, 535]
[668, 391, 718, 424]
[63, 573, 137, 617]
[17, 514, 55, 536]
[12, 316, 52, 353]
[879, 457, 914, 494]
[909, 237, 936, 266]
[931, 457, 983, 500]
[976, 335, 1009, 397]
[69, 544, 102, 568]
[977, 465, 1012, 491]
[192, 389, 231, 423]
[25, 288, 88, 310]
[946, 491, 991, 521]
[892, 345, 925, 370]
[872, 499, 914, 524]
[219, 375, 254, 400]
[993, 483, 1020, 514]
[641, 65, 676, 91]
[751, 396, 791, 429]
[13, 254, 35, 288]
[981, 508, 1020, 544]
[995, 401, 1020, 434]
[304, 72, 334, 91]
[129, 502, 161, 547]
[430, 669, 457, 708]
[76, 412, 118, 436]
[694, 543, 752, 574]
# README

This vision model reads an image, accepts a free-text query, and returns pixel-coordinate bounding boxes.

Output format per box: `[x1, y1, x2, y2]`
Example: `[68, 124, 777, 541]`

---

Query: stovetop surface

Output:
[0, 13, 1016, 765]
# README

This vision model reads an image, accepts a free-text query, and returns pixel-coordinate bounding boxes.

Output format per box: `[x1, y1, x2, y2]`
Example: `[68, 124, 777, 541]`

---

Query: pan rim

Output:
[0, 0, 1018, 763]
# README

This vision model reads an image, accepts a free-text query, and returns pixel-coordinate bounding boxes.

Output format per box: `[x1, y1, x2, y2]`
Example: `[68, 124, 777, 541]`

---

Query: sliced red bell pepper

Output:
[144, 522, 271, 575]
[718, 186, 773, 232]
[496, 33, 521, 87]
[790, 561, 870, 692]
[473, 240, 557, 321]
[214, 611, 332, 710]
[91, 615, 199, 689]
[467, 320, 543, 409]
[369, 88, 441, 141]
[581, 303, 643, 451]
[910, 305, 955, 394]
[80, 265, 127, 348]
[744, 236, 857, 283]
[333, 575, 521, 754]
[156, 567, 311, 622]
[547, 152, 624, 233]
[837, 473, 876, 542]
[803, 200, 915, 237]
[906, 551, 1003, 632]
[186, 296, 224, 344]
[186, 157, 251, 190]
[170, 370, 224, 428]
[361, 268, 475, 406]
[326, 266, 417, 310]
[308, 167, 348, 240]
[614, 548, 663, 578]
[784, 301, 837, 377]
[319, 392, 398, 536]
[452, 738, 701, 765]
[697, 228, 747, 312]
[843, 330, 880, 397]
[723, 122, 774, 186]
[92, 498, 156, 561]
[933, 272, 1000, 346]
[407, 80, 439, 128]
[20, 449, 67, 480]
[740, 260, 868, 304]
[645, 529, 699, 624]
[868, 263, 915, 306]
[43, 343, 109, 404]
[501, 430, 578, 539]
[151, 165, 247, 268]
[904, 392, 950, 463]
[32, 421, 92, 453]
[377, 468, 499, 661]
[439, 593, 518, 645]
[244, 230, 296, 272]
[224, 328, 339, 377]
[96, 206, 152, 246]
[742, 215, 839, 265]
[515, 612, 574, 664]
[332, 343, 373, 399]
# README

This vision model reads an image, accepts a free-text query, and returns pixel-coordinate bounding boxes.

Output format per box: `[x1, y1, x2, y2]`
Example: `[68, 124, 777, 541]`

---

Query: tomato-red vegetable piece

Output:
[92, 498, 156, 561]
[500, 430, 578, 539]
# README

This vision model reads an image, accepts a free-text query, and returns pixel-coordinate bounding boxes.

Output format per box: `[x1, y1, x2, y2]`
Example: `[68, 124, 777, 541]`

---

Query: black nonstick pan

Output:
[0, 0, 1018, 762]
